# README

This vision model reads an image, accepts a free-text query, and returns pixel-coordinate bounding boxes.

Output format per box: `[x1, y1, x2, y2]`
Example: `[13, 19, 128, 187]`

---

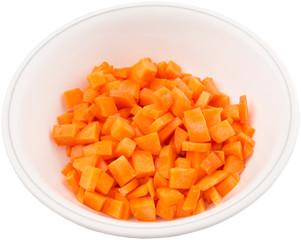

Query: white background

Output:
[0, 0, 300, 239]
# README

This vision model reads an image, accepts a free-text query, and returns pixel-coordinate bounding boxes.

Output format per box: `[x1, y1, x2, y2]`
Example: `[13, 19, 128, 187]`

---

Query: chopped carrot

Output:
[108, 156, 136, 187]
[158, 145, 176, 178]
[95, 171, 115, 195]
[184, 108, 211, 142]
[115, 137, 136, 158]
[135, 132, 162, 155]
[79, 166, 101, 191]
[75, 121, 101, 145]
[102, 198, 125, 219]
[64, 88, 83, 108]
[132, 151, 155, 178]
[169, 168, 197, 189]
[53, 59, 255, 221]
[209, 120, 235, 143]
[119, 179, 139, 197]
[83, 191, 106, 212]
[139, 88, 155, 106]
[156, 187, 184, 205]
[156, 200, 176, 220]
[222, 141, 244, 160]
[65, 170, 80, 194]
[223, 156, 245, 175]
[215, 175, 238, 197]
[53, 123, 79, 146]
[182, 141, 211, 152]
[130, 197, 156, 221]
[196, 170, 229, 191]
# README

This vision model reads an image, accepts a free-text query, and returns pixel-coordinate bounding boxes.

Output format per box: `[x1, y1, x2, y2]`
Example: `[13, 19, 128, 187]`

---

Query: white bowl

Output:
[3, 2, 299, 238]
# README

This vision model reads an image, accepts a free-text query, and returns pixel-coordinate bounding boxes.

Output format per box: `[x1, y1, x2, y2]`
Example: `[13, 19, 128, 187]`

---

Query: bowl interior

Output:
[7, 4, 291, 233]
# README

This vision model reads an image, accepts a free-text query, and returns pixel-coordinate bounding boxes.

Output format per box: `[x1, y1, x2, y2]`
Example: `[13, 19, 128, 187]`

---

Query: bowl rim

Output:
[2, 2, 299, 238]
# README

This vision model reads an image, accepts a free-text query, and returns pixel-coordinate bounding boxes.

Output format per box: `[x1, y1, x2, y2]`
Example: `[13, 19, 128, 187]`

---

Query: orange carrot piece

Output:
[118, 80, 140, 100]
[96, 158, 108, 172]
[109, 90, 136, 108]
[243, 142, 254, 158]
[158, 117, 182, 144]
[92, 61, 110, 73]
[215, 175, 238, 197]
[175, 157, 191, 168]
[113, 67, 131, 79]
[222, 141, 244, 160]
[61, 162, 75, 176]
[222, 104, 240, 121]
[139, 88, 155, 106]
[183, 185, 201, 212]
[231, 121, 243, 134]
[242, 123, 255, 137]
[126, 183, 149, 199]
[166, 60, 182, 78]
[94, 96, 118, 117]
[173, 127, 189, 154]
[239, 95, 248, 124]
[202, 108, 222, 128]
[184, 108, 211, 142]
[64, 88, 83, 108]
[75, 121, 101, 145]
[195, 91, 212, 108]
[206, 186, 222, 205]
[70, 144, 84, 161]
[87, 72, 106, 89]
[114, 192, 132, 219]
[135, 132, 162, 155]
[175, 199, 192, 218]
[169, 168, 197, 189]
[79, 166, 101, 191]
[83, 191, 106, 212]
[158, 145, 176, 178]
[186, 76, 206, 100]
[76, 187, 85, 203]
[95, 171, 115, 195]
[148, 112, 174, 133]
[108, 156, 136, 187]
[174, 78, 193, 100]
[156, 187, 184, 205]
[119, 179, 139, 197]
[153, 87, 172, 111]
[130, 58, 157, 84]
[132, 151, 155, 178]
[82, 88, 99, 104]
[83, 143, 97, 156]
[95, 140, 115, 156]
[72, 155, 98, 173]
[115, 137, 136, 158]
[146, 178, 155, 198]
[130, 104, 142, 115]
[57, 112, 73, 125]
[130, 197, 156, 221]
[182, 141, 211, 152]
[223, 156, 245, 175]
[132, 109, 154, 134]
[100, 80, 121, 93]
[202, 77, 221, 96]
[102, 197, 125, 219]
[236, 131, 255, 147]
[53, 123, 79, 146]
[196, 170, 229, 191]
[193, 198, 206, 215]
[156, 61, 168, 78]
[170, 87, 192, 117]
[110, 118, 134, 141]
[200, 151, 224, 175]
[142, 104, 166, 119]
[209, 120, 235, 143]
[156, 200, 176, 220]
[209, 93, 230, 108]
[65, 170, 80, 194]
[101, 114, 120, 135]
[154, 171, 168, 188]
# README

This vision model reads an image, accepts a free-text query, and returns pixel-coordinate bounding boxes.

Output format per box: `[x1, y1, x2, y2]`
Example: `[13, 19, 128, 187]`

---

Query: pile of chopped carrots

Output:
[53, 58, 255, 221]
